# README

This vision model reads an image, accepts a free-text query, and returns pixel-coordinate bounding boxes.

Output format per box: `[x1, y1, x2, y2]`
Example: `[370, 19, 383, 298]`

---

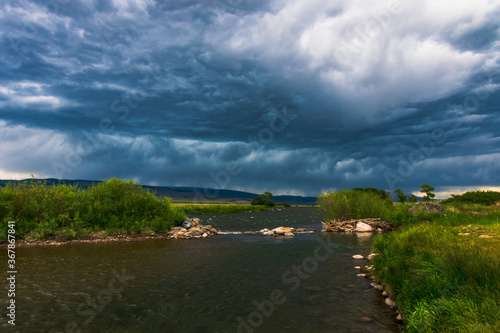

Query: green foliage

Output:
[251, 192, 275, 206]
[251, 197, 265, 205]
[408, 195, 418, 203]
[394, 189, 407, 203]
[264, 200, 276, 207]
[373, 222, 500, 332]
[421, 184, 436, 202]
[0, 178, 186, 240]
[317, 189, 394, 221]
[352, 187, 390, 199]
[442, 190, 500, 206]
[281, 203, 291, 208]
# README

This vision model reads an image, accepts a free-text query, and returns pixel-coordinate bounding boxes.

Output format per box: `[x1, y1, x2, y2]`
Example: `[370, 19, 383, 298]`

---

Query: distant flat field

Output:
[171, 201, 251, 206]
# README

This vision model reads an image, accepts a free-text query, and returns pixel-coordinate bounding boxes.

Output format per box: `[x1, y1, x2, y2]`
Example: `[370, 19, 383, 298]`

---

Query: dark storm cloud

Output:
[0, 0, 499, 197]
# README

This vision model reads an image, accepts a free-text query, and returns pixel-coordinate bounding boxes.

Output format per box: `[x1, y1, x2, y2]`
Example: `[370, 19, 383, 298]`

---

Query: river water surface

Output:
[1, 208, 401, 332]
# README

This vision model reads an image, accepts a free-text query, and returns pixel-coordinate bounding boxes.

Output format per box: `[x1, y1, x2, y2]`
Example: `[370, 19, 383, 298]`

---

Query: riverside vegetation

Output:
[0, 178, 186, 241]
[318, 189, 500, 332]
[0, 179, 291, 241]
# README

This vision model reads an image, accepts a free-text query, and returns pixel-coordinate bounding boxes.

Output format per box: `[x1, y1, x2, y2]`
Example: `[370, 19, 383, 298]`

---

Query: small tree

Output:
[420, 184, 436, 202]
[394, 189, 407, 203]
[408, 195, 418, 203]
[251, 192, 275, 206]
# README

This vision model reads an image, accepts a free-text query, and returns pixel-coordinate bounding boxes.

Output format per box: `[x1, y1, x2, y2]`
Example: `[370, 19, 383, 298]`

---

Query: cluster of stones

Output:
[258, 227, 316, 237]
[167, 218, 218, 239]
[409, 202, 445, 213]
[352, 252, 403, 322]
[321, 218, 392, 233]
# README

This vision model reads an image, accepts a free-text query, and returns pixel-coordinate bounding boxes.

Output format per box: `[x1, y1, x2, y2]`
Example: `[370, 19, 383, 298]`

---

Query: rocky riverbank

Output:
[167, 218, 218, 239]
[321, 218, 393, 233]
[9, 218, 218, 247]
[352, 251, 404, 323]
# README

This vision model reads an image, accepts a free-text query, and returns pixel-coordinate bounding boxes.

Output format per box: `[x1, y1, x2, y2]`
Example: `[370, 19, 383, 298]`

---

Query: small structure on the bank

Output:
[168, 218, 218, 239]
[321, 218, 392, 233]
[409, 202, 445, 213]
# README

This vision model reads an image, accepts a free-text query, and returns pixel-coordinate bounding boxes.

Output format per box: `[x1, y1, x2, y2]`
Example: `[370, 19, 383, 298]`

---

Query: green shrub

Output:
[442, 190, 500, 206]
[0, 178, 186, 239]
[317, 189, 394, 221]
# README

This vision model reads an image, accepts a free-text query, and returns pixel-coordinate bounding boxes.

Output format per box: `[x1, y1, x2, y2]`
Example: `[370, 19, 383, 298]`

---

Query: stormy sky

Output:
[1, 0, 499, 198]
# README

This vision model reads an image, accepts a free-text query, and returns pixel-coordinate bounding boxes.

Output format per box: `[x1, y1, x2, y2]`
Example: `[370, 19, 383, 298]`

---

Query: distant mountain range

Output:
[0, 178, 318, 205]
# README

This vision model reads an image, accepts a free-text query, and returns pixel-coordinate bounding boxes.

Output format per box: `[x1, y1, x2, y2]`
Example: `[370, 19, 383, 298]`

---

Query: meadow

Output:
[318, 190, 500, 332]
[174, 203, 273, 215]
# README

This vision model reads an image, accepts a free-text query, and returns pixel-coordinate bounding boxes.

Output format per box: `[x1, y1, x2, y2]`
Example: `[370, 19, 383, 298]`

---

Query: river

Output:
[0, 208, 401, 332]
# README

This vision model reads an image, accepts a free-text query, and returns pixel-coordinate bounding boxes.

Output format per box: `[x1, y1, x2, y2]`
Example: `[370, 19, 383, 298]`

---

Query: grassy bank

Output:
[372, 210, 500, 332]
[0, 178, 186, 241]
[318, 190, 500, 332]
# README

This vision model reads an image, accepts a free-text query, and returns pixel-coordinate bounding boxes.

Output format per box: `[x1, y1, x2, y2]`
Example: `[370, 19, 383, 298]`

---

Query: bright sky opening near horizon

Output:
[1, 0, 499, 198]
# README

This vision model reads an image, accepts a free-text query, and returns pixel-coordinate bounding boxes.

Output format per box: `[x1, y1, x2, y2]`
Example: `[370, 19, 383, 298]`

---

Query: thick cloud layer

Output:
[1, 0, 499, 197]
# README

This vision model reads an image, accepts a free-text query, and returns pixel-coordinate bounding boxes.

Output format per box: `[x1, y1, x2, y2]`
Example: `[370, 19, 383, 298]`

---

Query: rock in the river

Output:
[385, 297, 396, 307]
[167, 218, 219, 239]
[357, 273, 366, 278]
[272, 227, 295, 235]
[360, 317, 373, 323]
[367, 253, 377, 260]
[284, 231, 294, 237]
[396, 313, 403, 322]
[189, 227, 204, 237]
[294, 228, 317, 233]
[356, 222, 373, 232]
[352, 255, 365, 260]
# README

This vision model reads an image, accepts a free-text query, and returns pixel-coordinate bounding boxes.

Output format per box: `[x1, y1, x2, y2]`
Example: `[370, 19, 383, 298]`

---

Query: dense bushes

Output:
[441, 190, 500, 206]
[317, 189, 394, 221]
[0, 178, 186, 240]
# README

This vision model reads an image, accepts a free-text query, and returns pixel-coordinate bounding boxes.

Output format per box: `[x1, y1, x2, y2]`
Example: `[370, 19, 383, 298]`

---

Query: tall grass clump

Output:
[0, 178, 186, 240]
[317, 189, 394, 221]
[372, 224, 500, 332]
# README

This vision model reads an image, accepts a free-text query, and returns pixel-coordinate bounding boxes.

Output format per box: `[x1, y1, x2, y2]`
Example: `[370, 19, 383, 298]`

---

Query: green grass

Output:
[0, 178, 186, 241]
[371, 206, 500, 332]
[177, 203, 274, 215]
